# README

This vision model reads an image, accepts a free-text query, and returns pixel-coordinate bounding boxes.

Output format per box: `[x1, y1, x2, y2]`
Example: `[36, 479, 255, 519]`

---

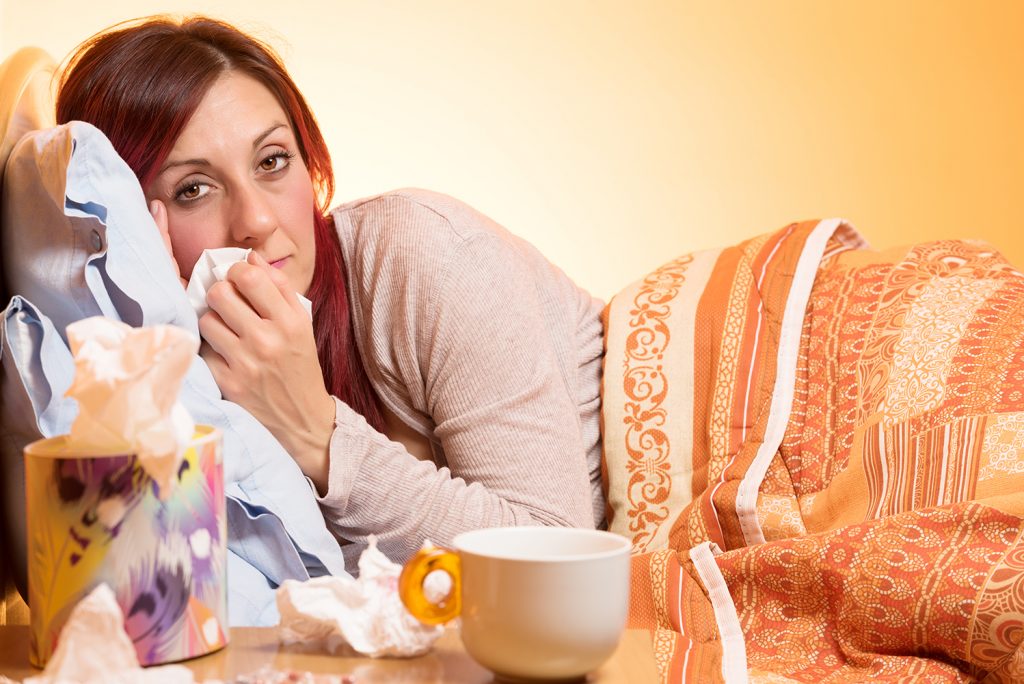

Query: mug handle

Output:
[398, 546, 461, 625]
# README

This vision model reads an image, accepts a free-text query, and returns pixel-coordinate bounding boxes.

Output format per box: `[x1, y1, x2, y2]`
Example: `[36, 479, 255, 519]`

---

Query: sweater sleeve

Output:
[313, 229, 595, 566]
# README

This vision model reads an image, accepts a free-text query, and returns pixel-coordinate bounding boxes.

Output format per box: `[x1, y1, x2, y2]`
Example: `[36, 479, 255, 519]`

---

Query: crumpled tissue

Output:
[22, 584, 197, 684]
[276, 537, 445, 658]
[65, 317, 198, 500]
[187, 247, 313, 320]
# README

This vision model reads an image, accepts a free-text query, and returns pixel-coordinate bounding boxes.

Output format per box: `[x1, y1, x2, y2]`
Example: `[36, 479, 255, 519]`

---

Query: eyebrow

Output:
[157, 123, 289, 175]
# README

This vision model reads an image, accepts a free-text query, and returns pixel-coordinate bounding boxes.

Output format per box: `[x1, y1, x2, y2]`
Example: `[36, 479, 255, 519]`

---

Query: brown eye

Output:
[259, 154, 289, 172]
[173, 180, 211, 203]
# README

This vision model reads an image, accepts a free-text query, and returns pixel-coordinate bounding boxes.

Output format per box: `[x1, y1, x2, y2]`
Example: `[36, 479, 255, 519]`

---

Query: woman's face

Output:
[145, 72, 317, 296]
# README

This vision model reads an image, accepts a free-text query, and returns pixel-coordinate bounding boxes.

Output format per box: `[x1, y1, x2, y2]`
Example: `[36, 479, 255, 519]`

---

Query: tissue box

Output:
[24, 425, 227, 667]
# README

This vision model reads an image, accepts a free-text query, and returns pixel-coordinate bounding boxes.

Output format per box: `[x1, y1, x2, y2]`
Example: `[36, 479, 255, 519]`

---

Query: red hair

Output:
[56, 15, 385, 433]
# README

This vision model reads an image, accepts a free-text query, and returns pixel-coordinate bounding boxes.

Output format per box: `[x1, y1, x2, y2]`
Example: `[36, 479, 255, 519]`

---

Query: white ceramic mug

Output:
[399, 527, 631, 681]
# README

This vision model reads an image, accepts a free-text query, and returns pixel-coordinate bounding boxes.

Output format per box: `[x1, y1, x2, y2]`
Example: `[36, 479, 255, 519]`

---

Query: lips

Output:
[268, 256, 289, 269]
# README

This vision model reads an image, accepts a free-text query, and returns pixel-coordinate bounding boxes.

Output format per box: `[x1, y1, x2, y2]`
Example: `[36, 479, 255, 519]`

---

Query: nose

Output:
[228, 181, 277, 245]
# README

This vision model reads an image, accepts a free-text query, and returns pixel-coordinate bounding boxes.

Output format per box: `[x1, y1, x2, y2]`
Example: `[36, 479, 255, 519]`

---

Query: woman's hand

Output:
[199, 251, 335, 493]
[149, 199, 188, 290]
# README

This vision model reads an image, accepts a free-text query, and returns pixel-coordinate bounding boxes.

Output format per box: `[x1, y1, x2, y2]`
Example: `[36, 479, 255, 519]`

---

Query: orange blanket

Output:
[602, 220, 1024, 682]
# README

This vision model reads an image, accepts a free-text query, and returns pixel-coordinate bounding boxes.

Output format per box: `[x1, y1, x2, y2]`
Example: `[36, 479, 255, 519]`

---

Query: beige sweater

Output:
[315, 189, 605, 572]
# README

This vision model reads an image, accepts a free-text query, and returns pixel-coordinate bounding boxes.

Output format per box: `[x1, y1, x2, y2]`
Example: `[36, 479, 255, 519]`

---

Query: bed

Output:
[5, 41, 1024, 682]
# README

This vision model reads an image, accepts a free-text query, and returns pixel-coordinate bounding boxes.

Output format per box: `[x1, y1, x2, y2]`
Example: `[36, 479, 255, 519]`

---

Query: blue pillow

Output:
[0, 121, 348, 624]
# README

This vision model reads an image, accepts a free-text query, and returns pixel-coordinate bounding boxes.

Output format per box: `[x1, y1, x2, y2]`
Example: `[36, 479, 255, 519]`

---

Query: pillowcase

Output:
[2, 122, 193, 334]
[0, 121, 348, 624]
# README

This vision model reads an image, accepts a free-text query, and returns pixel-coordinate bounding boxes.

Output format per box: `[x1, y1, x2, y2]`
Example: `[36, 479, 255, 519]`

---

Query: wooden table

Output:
[0, 626, 659, 682]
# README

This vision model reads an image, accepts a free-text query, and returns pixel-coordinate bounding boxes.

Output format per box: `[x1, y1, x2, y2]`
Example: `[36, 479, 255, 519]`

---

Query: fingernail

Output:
[249, 250, 268, 266]
[149, 200, 158, 216]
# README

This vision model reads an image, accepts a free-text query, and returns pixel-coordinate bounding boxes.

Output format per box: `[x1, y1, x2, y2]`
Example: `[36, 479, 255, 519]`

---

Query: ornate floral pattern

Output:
[612, 226, 1024, 682]
[979, 412, 1024, 481]
[882, 276, 999, 426]
[618, 253, 694, 551]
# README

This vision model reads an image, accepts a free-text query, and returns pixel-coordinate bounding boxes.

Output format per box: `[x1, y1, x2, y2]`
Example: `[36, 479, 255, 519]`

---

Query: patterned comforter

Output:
[602, 219, 1024, 682]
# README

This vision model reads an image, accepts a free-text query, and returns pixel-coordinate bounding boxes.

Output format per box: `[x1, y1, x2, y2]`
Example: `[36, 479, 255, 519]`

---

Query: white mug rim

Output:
[452, 526, 631, 564]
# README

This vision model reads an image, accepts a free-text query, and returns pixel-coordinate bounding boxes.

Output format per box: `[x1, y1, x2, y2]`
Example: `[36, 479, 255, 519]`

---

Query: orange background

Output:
[2, 1, 1021, 299]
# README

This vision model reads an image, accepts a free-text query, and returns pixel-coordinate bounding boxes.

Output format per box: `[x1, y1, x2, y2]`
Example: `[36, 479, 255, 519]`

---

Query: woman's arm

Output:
[315, 225, 596, 564]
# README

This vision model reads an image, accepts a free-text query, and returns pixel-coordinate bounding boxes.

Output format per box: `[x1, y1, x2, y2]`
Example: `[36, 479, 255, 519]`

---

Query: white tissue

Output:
[23, 584, 195, 684]
[187, 247, 313, 320]
[276, 537, 444, 658]
[65, 317, 198, 500]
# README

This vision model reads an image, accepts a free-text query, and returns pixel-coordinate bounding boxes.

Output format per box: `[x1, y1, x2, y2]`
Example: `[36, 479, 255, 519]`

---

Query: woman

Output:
[56, 15, 605, 571]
